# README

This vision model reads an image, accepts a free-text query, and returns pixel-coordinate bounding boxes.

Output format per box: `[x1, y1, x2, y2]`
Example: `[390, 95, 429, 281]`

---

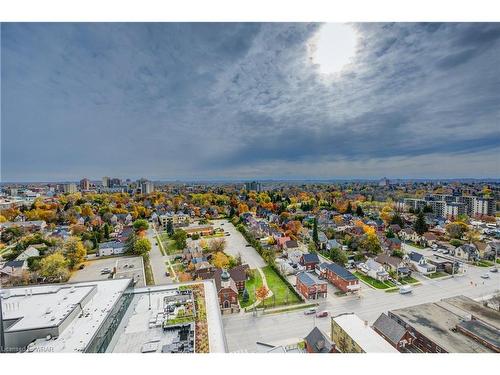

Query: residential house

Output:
[357, 258, 390, 281]
[15, 245, 40, 261]
[452, 244, 480, 262]
[408, 251, 437, 275]
[98, 241, 125, 256]
[0, 260, 28, 279]
[318, 262, 360, 293]
[326, 239, 341, 251]
[284, 240, 299, 251]
[375, 253, 411, 277]
[300, 253, 320, 270]
[277, 236, 291, 249]
[296, 271, 327, 300]
[304, 327, 335, 353]
[0, 220, 47, 233]
[228, 264, 249, 292]
[421, 232, 438, 247]
[483, 241, 499, 260]
[399, 228, 421, 243]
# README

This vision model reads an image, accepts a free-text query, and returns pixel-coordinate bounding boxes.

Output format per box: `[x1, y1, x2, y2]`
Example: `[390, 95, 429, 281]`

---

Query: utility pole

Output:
[148, 287, 151, 310]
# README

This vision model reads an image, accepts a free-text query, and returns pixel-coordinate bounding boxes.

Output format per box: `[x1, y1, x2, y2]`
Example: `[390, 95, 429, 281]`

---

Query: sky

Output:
[1, 22, 500, 182]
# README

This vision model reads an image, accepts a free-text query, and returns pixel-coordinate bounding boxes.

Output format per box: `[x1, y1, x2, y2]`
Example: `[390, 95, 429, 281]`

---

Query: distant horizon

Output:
[1, 176, 499, 185]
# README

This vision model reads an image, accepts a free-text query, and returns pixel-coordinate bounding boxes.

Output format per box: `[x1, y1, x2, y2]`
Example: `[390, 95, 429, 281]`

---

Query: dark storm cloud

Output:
[1, 22, 499, 181]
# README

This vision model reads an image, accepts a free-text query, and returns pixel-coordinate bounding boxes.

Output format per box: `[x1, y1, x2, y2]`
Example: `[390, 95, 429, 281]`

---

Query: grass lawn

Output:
[239, 269, 263, 308]
[427, 271, 448, 279]
[143, 256, 155, 285]
[158, 232, 181, 255]
[261, 266, 301, 308]
[353, 271, 396, 289]
[474, 260, 494, 267]
[399, 276, 419, 285]
[497, 259, 500, 265]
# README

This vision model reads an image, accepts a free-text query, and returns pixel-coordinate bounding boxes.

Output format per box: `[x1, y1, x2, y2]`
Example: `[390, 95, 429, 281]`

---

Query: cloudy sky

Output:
[1, 22, 499, 182]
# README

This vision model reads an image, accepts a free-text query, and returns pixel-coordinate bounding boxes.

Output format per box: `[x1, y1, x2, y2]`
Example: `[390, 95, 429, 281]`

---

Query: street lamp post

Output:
[148, 287, 151, 310]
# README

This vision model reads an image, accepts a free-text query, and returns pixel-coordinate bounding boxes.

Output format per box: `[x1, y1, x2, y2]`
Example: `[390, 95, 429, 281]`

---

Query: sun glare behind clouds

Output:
[309, 23, 358, 75]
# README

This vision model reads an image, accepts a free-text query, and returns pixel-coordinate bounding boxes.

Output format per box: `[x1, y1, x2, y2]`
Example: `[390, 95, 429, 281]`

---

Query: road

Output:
[222, 262, 500, 352]
[212, 219, 266, 269]
[146, 226, 172, 285]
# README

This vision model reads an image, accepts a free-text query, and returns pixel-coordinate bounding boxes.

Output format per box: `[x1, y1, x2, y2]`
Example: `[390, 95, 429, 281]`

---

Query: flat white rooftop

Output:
[333, 313, 398, 353]
[1, 278, 131, 352]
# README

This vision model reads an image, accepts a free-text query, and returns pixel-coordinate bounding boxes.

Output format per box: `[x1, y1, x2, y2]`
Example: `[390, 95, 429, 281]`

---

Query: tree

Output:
[64, 236, 87, 269]
[345, 201, 353, 214]
[413, 211, 428, 235]
[390, 213, 404, 227]
[133, 219, 149, 232]
[166, 219, 174, 236]
[133, 237, 152, 256]
[103, 223, 110, 239]
[209, 238, 226, 253]
[329, 247, 348, 265]
[172, 229, 187, 249]
[312, 218, 319, 246]
[361, 233, 382, 255]
[213, 252, 230, 269]
[446, 222, 467, 239]
[40, 253, 69, 280]
[422, 205, 433, 213]
[256, 285, 269, 306]
[229, 206, 236, 218]
[355, 205, 364, 217]
[385, 228, 395, 238]
[242, 288, 249, 303]
[0, 214, 7, 222]
[125, 231, 138, 253]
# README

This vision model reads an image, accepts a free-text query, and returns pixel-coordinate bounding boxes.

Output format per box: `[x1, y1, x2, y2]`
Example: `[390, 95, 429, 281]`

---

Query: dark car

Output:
[165, 271, 170, 277]
[79, 264, 85, 270]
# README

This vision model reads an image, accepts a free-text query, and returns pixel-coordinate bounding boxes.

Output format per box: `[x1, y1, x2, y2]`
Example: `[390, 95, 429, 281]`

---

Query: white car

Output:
[480, 274, 490, 279]
[304, 308, 317, 315]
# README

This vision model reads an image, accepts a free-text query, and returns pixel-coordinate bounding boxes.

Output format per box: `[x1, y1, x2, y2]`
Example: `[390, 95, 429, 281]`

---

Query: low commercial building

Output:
[331, 313, 398, 353]
[388, 295, 500, 353]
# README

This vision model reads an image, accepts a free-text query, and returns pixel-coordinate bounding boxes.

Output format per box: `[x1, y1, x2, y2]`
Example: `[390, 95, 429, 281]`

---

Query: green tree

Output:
[133, 219, 149, 232]
[329, 247, 348, 265]
[242, 288, 249, 303]
[172, 229, 187, 249]
[125, 231, 138, 253]
[133, 237, 152, 256]
[63, 236, 87, 269]
[361, 233, 382, 255]
[413, 211, 428, 235]
[103, 223, 110, 239]
[166, 219, 174, 236]
[389, 213, 404, 227]
[312, 218, 319, 246]
[40, 253, 69, 280]
[355, 205, 364, 217]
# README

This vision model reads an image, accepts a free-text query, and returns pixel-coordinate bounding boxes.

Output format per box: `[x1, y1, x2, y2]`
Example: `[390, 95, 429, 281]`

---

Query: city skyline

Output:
[2, 23, 500, 182]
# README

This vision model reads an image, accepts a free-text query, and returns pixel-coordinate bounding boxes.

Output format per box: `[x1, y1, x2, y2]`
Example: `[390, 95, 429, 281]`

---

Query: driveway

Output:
[212, 219, 266, 269]
[146, 226, 173, 285]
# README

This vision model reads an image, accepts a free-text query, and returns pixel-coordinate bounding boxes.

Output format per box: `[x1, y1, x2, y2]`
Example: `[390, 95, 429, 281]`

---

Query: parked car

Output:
[101, 268, 112, 275]
[304, 308, 317, 315]
[316, 311, 329, 318]
[490, 268, 498, 273]
[165, 271, 170, 277]
[480, 274, 490, 279]
[78, 264, 85, 270]
[245, 244, 251, 247]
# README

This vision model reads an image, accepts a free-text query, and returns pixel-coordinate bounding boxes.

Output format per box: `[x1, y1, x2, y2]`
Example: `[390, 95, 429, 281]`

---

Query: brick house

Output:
[228, 264, 249, 292]
[296, 271, 327, 299]
[214, 269, 239, 314]
[300, 253, 320, 270]
[319, 262, 360, 293]
[304, 327, 335, 353]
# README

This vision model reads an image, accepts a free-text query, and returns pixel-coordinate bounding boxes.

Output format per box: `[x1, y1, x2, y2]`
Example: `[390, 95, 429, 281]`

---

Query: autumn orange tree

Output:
[255, 285, 269, 307]
[212, 252, 230, 269]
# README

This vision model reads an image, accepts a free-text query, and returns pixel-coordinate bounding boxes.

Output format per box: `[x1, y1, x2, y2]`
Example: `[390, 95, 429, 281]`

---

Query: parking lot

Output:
[211, 219, 266, 269]
[70, 256, 146, 287]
